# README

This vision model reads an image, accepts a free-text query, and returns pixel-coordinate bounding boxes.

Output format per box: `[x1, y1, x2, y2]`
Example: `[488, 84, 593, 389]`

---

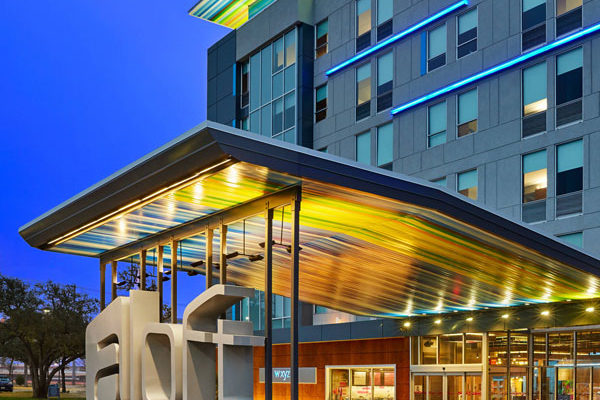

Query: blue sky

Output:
[0, 1, 229, 308]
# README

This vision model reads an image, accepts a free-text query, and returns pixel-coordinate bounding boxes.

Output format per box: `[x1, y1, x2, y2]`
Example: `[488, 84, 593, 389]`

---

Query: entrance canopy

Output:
[20, 122, 600, 317]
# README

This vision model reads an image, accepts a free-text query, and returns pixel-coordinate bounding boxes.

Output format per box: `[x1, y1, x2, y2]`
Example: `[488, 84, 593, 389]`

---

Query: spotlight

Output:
[403, 321, 411, 328]
[187, 270, 199, 276]
[190, 260, 204, 267]
[258, 240, 276, 248]
[466, 317, 474, 322]
[501, 314, 509, 319]
[225, 251, 240, 260]
[434, 319, 442, 325]
[541, 310, 550, 316]
[162, 276, 170, 282]
[586, 307, 595, 313]
[248, 254, 264, 262]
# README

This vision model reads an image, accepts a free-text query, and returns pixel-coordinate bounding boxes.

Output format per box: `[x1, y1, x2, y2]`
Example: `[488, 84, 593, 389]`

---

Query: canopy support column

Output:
[100, 262, 106, 310]
[290, 195, 301, 400]
[264, 207, 274, 400]
[139, 249, 146, 290]
[220, 225, 227, 284]
[206, 229, 213, 289]
[157, 245, 164, 321]
[170, 239, 178, 324]
[111, 261, 118, 301]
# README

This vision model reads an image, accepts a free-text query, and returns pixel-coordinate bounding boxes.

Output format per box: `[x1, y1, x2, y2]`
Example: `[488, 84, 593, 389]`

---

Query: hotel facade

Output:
[19, 0, 600, 400]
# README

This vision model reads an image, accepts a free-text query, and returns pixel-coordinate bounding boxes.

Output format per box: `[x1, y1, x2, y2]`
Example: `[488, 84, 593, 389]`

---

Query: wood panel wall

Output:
[253, 337, 410, 400]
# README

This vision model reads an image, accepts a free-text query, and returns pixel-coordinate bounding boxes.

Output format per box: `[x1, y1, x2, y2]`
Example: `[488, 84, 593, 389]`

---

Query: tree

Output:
[0, 276, 96, 398]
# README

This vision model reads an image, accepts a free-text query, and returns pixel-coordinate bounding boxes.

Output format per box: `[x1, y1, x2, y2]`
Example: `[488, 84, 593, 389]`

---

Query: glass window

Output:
[421, 336, 438, 365]
[556, 0, 582, 36]
[240, 117, 249, 131]
[261, 47, 272, 105]
[465, 333, 483, 364]
[272, 98, 283, 134]
[558, 232, 583, 247]
[356, 131, 371, 164]
[432, 177, 447, 187]
[510, 332, 529, 367]
[522, 62, 547, 137]
[273, 37, 284, 73]
[556, 48, 583, 126]
[284, 93, 295, 130]
[458, 9, 478, 58]
[250, 53, 261, 111]
[428, 24, 447, 71]
[315, 84, 328, 123]
[260, 104, 272, 137]
[577, 331, 600, 364]
[557, 140, 583, 196]
[532, 333, 546, 367]
[458, 169, 478, 200]
[357, 0, 371, 36]
[488, 332, 508, 367]
[458, 89, 478, 137]
[284, 64, 295, 93]
[549, 332, 574, 365]
[330, 369, 350, 400]
[428, 101, 447, 148]
[315, 305, 329, 314]
[250, 110, 260, 134]
[448, 375, 463, 400]
[523, 150, 547, 203]
[316, 19, 328, 58]
[522, 0, 546, 51]
[377, 123, 393, 169]
[351, 368, 372, 399]
[241, 61, 249, 108]
[439, 334, 463, 364]
[377, 0, 393, 25]
[377, 52, 393, 112]
[357, 64, 371, 106]
[272, 71, 283, 99]
[285, 30, 296, 67]
[414, 375, 425, 400]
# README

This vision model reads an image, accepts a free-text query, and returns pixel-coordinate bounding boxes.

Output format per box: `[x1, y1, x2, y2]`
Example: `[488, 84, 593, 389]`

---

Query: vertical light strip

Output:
[391, 22, 600, 115]
[325, 0, 469, 76]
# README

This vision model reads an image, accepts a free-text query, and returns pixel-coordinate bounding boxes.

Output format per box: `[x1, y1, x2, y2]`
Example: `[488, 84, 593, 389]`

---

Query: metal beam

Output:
[139, 249, 147, 291]
[206, 229, 213, 289]
[264, 207, 273, 400]
[290, 194, 301, 400]
[157, 245, 164, 321]
[99, 185, 300, 265]
[171, 239, 178, 324]
[111, 261, 118, 301]
[220, 224, 227, 284]
[100, 262, 106, 310]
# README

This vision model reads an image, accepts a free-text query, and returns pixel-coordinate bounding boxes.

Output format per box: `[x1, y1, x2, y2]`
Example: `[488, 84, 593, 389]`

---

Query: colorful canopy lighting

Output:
[189, 0, 276, 29]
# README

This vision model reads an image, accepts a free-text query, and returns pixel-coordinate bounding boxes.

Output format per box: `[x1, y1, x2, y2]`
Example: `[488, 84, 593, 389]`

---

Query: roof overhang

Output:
[188, 0, 276, 29]
[20, 121, 600, 317]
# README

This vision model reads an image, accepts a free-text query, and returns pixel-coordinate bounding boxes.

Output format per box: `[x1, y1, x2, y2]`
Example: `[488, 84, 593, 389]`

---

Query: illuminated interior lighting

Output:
[466, 317, 474, 322]
[501, 314, 509, 319]
[391, 22, 600, 115]
[325, 0, 469, 76]
[541, 310, 550, 316]
[403, 321, 411, 328]
[586, 307, 595, 313]
[434, 319, 442, 325]
[46, 158, 233, 247]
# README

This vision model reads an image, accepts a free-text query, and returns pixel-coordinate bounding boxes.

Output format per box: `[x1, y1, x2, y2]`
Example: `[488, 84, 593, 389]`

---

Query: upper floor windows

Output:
[556, 0, 582, 37]
[457, 9, 478, 58]
[356, 64, 371, 121]
[377, 123, 393, 170]
[556, 47, 583, 127]
[558, 232, 583, 247]
[377, 52, 393, 112]
[241, 62, 249, 108]
[556, 139, 583, 217]
[432, 177, 447, 187]
[428, 24, 447, 72]
[316, 19, 328, 59]
[457, 89, 478, 137]
[522, 62, 547, 137]
[356, 131, 371, 164]
[522, 0, 546, 51]
[522, 150, 547, 223]
[377, 0, 393, 42]
[458, 169, 478, 200]
[428, 101, 447, 148]
[315, 84, 328, 123]
[357, 0, 372, 52]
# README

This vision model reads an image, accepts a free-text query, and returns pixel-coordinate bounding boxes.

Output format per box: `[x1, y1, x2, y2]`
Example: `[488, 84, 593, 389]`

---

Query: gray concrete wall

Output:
[207, 30, 237, 126]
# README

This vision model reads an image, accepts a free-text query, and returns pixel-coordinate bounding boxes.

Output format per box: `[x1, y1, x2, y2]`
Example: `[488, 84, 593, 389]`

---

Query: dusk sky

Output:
[0, 1, 229, 307]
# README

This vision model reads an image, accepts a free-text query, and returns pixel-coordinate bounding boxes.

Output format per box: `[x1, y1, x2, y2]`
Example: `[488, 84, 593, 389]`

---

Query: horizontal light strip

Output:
[391, 22, 600, 115]
[325, 0, 469, 76]
[47, 158, 234, 247]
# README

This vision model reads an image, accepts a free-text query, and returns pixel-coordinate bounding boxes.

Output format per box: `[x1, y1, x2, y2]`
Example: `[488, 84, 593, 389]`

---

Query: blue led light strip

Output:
[325, 0, 469, 76]
[391, 22, 600, 115]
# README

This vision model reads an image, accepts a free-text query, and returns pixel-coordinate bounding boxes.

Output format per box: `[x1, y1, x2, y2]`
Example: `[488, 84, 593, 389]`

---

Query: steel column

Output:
[206, 229, 213, 289]
[100, 263, 106, 310]
[290, 196, 301, 400]
[220, 225, 227, 284]
[157, 245, 164, 321]
[171, 239, 178, 324]
[139, 249, 147, 290]
[111, 261, 118, 301]
[264, 207, 274, 400]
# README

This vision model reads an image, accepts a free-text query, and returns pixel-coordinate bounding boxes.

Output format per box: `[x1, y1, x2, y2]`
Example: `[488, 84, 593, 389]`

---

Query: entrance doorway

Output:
[413, 374, 482, 400]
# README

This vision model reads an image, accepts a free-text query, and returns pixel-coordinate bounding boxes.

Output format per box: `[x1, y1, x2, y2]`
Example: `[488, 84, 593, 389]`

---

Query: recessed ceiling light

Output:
[434, 319, 442, 325]
[403, 321, 411, 328]
[501, 314, 509, 319]
[586, 307, 595, 313]
[466, 317, 474, 322]
[541, 310, 550, 316]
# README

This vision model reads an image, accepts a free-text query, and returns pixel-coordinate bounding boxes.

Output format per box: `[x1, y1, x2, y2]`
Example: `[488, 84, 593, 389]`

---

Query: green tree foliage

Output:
[0, 276, 96, 398]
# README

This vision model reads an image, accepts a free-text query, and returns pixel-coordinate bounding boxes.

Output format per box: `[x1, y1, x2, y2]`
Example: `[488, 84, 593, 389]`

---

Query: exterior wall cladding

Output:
[207, 0, 600, 259]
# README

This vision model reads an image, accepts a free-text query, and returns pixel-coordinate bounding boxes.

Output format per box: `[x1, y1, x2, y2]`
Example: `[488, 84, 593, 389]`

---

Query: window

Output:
[522, 62, 547, 137]
[240, 61, 249, 109]
[428, 101, 446, 148]
[558, 232, 583, 247]
[432, 177, 447, 187]
[556, 140, 583, 217]
[556, 47, 583, 127]
[315, 305, 329, 314]
[316, 19, 328, 58]
[240, 117, 249, 131]
[522, 150, 547, 223]
[522, 0, 546, 51]
[428, 24, 446, 71]
[356, 131, 371, 164]
[315, 84, 328, 122]
[377, 0, 393, 41]
[556, 0, 582, 37]
[357, 0, 372, 52]
[377, 123, 393, 170]
[356, 64, 371, 120]
[457, 9, 478, 58]
[272, 294, 291, 328]
[377, 52, 393, 112]
[458, 89, 478, 137]
[458, 169, 478, 200]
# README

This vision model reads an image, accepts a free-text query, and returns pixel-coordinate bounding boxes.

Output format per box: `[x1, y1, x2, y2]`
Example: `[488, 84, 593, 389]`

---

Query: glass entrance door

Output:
[413, 374, 482, 400]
